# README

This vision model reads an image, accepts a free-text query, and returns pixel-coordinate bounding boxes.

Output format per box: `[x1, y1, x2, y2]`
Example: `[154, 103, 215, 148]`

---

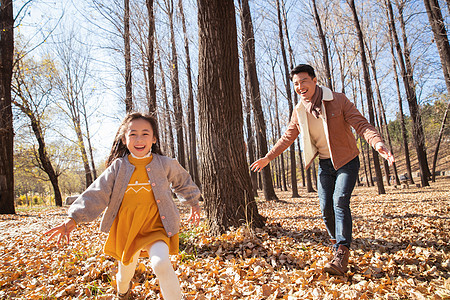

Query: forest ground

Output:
[1, 177, 449, 299]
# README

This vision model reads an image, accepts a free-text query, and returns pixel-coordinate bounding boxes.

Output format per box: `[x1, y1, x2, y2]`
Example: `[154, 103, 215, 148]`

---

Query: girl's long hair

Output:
[105, 112, 163, 167]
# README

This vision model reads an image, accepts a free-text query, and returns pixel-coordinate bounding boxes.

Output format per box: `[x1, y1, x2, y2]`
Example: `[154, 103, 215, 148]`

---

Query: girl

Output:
[45, 112, 201, 300]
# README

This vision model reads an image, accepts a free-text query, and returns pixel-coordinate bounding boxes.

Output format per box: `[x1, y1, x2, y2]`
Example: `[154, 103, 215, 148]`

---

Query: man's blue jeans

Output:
[317, 156, 359, 250]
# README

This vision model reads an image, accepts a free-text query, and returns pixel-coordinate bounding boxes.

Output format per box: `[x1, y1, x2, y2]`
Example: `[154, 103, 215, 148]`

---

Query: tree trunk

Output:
[74, 122, 93, 189]
[386, 0, 430, 186]
[244, 90, 258, 196]
[306, 167, 315, 192]
[166, 0, 186, 168]
[357, 67, 374, 186]
[270, 60, 288, 191]
[197, 0, 265, 234]
[124, 0, 133, 112]
[386, 18, 415, 184]
[366, 47, 399, 186]
[423, 0, 450, 94]
[432, 101, 449, 181]
[280, 0, 306, 188]
[239, 0, 278, 201]
[348, 0, 385, 194]
[13, 101, 63, 206]
[145, 0, 157, 118]
[156, 39, 175, 157]
[179, 0, 200, 187]
[311, 0, 333, 90]
[276, 0, 299, 197]
[82, 104, 97, 180]
[0, 0, 15, 214]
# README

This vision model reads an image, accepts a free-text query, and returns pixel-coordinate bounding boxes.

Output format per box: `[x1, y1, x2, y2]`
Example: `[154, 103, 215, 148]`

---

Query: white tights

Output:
[116, 241, 182, 300]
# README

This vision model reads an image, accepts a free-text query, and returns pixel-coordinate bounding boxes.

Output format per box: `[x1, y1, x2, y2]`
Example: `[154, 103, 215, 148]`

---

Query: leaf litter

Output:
[0, 178, 449, 299]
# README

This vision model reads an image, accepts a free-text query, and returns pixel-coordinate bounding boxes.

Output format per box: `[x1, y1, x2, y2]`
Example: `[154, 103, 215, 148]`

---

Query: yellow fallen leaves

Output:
[0, 177, 449, 299]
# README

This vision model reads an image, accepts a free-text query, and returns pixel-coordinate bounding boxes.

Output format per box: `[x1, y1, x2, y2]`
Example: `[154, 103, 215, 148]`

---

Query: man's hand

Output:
[187, 203, 201, 226]
[375, 142, 395, 166]
[44, 218, 76, 246]
[250, 157, 270, 172]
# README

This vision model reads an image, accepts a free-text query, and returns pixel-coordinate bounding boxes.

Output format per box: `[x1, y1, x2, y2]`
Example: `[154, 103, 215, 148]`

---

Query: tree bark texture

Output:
[0, 0, 15, 214]
[348, 0, 386, 194]
[197, 0, 265, 234]
[239, 0, 278, 201]
[145, 0, 157, 118]
[124, 0, 133, 112]
[423, 0, 450, 94]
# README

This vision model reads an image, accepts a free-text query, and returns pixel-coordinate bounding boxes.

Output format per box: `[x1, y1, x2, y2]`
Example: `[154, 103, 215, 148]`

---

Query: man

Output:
[251, 64, 394, 276]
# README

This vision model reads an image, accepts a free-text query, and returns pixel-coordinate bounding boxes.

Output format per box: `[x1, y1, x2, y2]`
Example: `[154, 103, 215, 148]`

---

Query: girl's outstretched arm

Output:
[187, 203, 201, 226]
[44, 218, 76, 246]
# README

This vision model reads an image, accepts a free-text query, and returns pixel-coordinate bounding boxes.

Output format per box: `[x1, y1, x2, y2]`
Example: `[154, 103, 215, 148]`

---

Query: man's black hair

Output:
[289, 64, 316, 80]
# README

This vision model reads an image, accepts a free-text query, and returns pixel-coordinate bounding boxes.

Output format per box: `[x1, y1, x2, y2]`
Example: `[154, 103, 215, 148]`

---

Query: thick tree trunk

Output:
[0, 0, 15, 214]
[145, 0, 157, 118]
[423, 0, 450, 94]
[239, 0, 278, 201]
[386, 0, 430, 186]
[166, 0, 186, 168]
[179, 0, 200, 187]
[276, 0, 299, 197]
[197, 0, 265, 234]
[123, 0, 133, 112]
[348, 0, 385, 194]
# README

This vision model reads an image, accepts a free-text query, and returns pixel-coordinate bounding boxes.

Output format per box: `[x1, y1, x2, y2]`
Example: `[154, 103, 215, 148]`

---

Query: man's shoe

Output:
[323, 245, 350, 276]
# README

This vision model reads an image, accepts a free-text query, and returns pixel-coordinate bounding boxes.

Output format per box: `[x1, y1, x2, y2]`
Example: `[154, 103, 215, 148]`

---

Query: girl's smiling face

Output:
[122, 118, 156, 157]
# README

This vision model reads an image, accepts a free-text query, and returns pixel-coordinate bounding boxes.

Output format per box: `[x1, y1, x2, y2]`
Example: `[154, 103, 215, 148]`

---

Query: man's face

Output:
[292, 72, 317, 100]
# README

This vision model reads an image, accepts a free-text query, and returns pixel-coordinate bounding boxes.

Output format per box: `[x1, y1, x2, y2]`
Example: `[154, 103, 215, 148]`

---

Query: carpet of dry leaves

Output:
[1, 177, 449, 300]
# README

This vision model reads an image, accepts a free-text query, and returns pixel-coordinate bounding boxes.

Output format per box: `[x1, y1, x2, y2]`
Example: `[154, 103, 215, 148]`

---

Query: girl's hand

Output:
[44, 218, 76, 246]
[187, 203, 201, 226]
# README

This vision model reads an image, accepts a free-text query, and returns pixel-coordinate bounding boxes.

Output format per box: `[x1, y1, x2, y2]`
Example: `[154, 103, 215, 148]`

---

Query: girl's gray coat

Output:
[68, 154, 201, 237]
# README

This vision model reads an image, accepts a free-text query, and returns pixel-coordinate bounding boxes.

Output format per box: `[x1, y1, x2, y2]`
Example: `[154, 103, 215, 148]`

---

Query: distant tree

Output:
[347, 0, 386, 194]
[179, 0, 200, 187]
[11, 55, 63, 206]
[197, 0, 265, 234]
[52, 32, 96, 189]
[239, 0, 278, 201]
[385, 0, 430, 187]
[275, 0, 301, 196]
[162, 0, 186, 167]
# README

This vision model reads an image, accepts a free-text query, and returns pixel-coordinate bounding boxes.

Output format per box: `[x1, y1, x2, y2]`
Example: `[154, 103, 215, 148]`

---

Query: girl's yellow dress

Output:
[103, 154, 179, 265]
